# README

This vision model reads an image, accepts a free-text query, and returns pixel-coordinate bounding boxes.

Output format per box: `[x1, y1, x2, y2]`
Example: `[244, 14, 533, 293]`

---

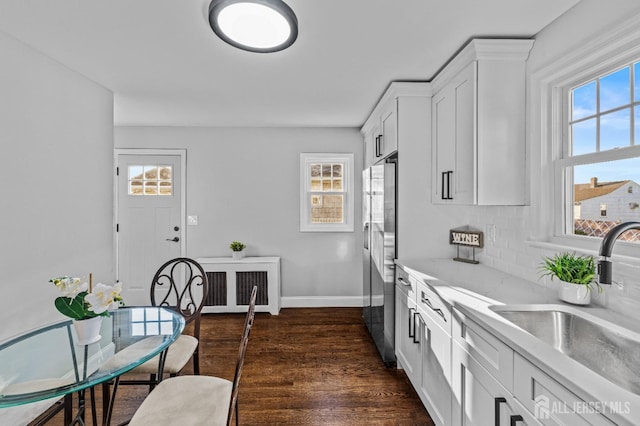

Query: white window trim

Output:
[530, 13, 640, 259]
[299, 153, 354, 232]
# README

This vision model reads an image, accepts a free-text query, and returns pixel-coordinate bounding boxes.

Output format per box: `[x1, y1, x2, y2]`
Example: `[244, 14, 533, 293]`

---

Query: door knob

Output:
[166, 237, 180, 242]
[174, 226, 180, 231]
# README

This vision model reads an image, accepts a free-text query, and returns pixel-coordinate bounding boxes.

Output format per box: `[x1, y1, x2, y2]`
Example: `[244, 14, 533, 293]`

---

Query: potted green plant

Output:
[229, 241, 246, 260]
[539, 252, 600, 305]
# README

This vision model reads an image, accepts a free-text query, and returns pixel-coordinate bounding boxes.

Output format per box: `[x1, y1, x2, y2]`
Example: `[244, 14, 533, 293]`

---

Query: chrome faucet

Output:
[597, 221, 640, 284]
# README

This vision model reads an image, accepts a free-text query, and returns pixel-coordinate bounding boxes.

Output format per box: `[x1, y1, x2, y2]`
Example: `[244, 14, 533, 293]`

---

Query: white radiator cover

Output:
[197, 257, 281, 315]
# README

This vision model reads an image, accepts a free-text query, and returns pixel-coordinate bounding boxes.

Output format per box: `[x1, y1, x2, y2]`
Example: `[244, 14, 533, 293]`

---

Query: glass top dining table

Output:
[0, 307, 185, 408]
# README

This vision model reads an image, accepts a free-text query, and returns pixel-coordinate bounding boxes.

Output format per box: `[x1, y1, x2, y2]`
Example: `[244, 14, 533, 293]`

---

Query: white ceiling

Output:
[0, 0, 580, 127]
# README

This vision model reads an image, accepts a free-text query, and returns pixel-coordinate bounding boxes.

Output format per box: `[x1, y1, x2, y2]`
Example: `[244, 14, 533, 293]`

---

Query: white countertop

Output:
[397, 258, 640, 425]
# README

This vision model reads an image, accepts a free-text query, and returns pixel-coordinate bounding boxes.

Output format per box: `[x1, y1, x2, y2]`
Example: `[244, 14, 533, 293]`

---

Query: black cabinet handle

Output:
[412, 312, 421, 344]
[494, 397, 506, 426]
[441, 171, 453, 200]
[375, 135, 383, 157]
[421, 294, 447, 322]
[510, 415, 524, 426]
[408, 307, 416, 339]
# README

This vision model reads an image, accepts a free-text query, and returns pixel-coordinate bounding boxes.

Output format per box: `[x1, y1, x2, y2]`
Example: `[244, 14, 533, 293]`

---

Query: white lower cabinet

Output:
[415, 303, 451, 426]
[451, 308, 537, 425]
[395, 272, 419, 379]
[395, 264, 625, 426]
[452, 340, 540, 425]
[451, 308, 616, 426]
[395, 265, 452, 426]
[513, 354, 616, 426]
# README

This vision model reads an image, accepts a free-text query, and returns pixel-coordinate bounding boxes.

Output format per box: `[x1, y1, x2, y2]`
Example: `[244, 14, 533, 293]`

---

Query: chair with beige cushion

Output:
[128, 257, 209, 380]
[102, 257, 209, 422]
[129, 285, 257, 426]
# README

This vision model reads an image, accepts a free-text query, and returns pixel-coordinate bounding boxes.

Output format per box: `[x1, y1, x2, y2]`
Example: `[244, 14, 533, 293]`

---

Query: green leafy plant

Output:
[539, 253, 601, 292]
[229, 241, 246, 252]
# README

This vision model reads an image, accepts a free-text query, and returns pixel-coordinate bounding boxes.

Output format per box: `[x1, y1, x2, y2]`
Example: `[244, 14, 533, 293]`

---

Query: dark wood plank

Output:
[43, 308, 433, 425]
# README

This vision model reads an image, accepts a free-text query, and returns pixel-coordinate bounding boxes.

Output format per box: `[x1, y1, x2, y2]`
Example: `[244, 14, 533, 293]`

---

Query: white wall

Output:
[114, 126, 363, 306]
[0, 31, 114, 341]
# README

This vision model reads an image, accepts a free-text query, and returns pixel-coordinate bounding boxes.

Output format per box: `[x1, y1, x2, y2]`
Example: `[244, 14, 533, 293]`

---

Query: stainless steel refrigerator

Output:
[363, 156, 396, 365]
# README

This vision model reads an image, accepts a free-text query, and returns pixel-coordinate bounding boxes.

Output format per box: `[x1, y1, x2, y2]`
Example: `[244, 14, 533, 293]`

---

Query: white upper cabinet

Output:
[378, 100, 398, 160]
[363, 125, 378, 169]
[431, 39, 534, 205]
[361, 82, 431, 168]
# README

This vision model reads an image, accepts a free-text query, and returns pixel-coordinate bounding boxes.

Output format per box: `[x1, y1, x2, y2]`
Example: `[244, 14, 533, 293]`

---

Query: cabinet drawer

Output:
[453, 308, 514, 392]
[416, 304, 452, 426]
[396, 266, 417, 301]
[513, 354, 616, 426]
[416, 281, 451, 334]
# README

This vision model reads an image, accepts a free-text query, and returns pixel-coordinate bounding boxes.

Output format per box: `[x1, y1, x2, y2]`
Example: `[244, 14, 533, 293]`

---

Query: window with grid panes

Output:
[300, 153, 354, 232]
[561, 60, 640, 242]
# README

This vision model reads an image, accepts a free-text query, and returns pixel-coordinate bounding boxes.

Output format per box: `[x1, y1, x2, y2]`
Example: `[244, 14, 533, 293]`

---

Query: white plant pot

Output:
[73, 316, 102, 345]
[558, 280, 591, 305]
[232, 250, 245, 260]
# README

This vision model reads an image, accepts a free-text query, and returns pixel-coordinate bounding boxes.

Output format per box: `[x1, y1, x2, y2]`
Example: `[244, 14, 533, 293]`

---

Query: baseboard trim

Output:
[281, 296, 363, 308]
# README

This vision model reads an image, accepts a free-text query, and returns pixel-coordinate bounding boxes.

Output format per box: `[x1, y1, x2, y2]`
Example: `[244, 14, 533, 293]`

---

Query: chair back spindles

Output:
[227, 285, 257, 426]
[150, 258, 209, 326]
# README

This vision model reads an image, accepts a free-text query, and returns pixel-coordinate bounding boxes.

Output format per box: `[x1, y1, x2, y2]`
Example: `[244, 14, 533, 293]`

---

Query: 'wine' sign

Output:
[449, 229, 483, 247]
[449, 226, 483, 264]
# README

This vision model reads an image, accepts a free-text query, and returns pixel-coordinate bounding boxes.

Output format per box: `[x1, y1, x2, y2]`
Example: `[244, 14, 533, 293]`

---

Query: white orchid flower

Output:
[85, 282, 124, 315]
[51, 276, 89, 299]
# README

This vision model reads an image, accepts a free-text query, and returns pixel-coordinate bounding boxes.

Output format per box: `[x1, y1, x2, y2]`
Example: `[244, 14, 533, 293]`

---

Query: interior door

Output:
[116, 152, 185, 306]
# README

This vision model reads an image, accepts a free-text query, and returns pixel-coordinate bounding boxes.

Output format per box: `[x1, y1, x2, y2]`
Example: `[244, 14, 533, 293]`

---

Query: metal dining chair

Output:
[128, 285, 257, 426]
[102, 258, 209, 422]
[129, 257, 208, 379]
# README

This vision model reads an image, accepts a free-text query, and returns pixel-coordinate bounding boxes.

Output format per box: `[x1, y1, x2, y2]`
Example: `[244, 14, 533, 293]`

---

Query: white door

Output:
[116, 151, 185, 306]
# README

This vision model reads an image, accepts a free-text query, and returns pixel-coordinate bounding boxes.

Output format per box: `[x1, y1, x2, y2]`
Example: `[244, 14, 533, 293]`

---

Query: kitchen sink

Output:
[490, 304, 640, 395]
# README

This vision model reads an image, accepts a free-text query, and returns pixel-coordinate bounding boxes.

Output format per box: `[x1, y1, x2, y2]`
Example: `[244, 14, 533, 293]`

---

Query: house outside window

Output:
[561, 59, 640, 242]
[300, 153, 354, 232]
[600, 203, 607, 217]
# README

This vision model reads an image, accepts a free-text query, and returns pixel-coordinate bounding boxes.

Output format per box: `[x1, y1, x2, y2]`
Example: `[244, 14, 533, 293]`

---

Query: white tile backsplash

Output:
[467, 205, 640, 321]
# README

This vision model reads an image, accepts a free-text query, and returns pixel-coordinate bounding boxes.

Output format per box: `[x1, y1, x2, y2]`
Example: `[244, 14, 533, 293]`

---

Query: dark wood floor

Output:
[48, 308, 433, 425]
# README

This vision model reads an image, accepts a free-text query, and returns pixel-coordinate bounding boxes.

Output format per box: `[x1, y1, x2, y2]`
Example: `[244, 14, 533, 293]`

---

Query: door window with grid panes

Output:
[300, 153, 354, 232]
[127, 165, 173, 196]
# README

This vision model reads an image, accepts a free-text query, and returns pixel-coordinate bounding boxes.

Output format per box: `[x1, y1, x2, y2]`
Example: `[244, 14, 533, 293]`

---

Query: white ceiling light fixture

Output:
[208, 0, 298, 53]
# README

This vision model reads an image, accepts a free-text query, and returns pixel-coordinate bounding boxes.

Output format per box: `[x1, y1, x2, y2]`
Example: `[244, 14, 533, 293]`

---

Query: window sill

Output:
[299, 225, 354, 233]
